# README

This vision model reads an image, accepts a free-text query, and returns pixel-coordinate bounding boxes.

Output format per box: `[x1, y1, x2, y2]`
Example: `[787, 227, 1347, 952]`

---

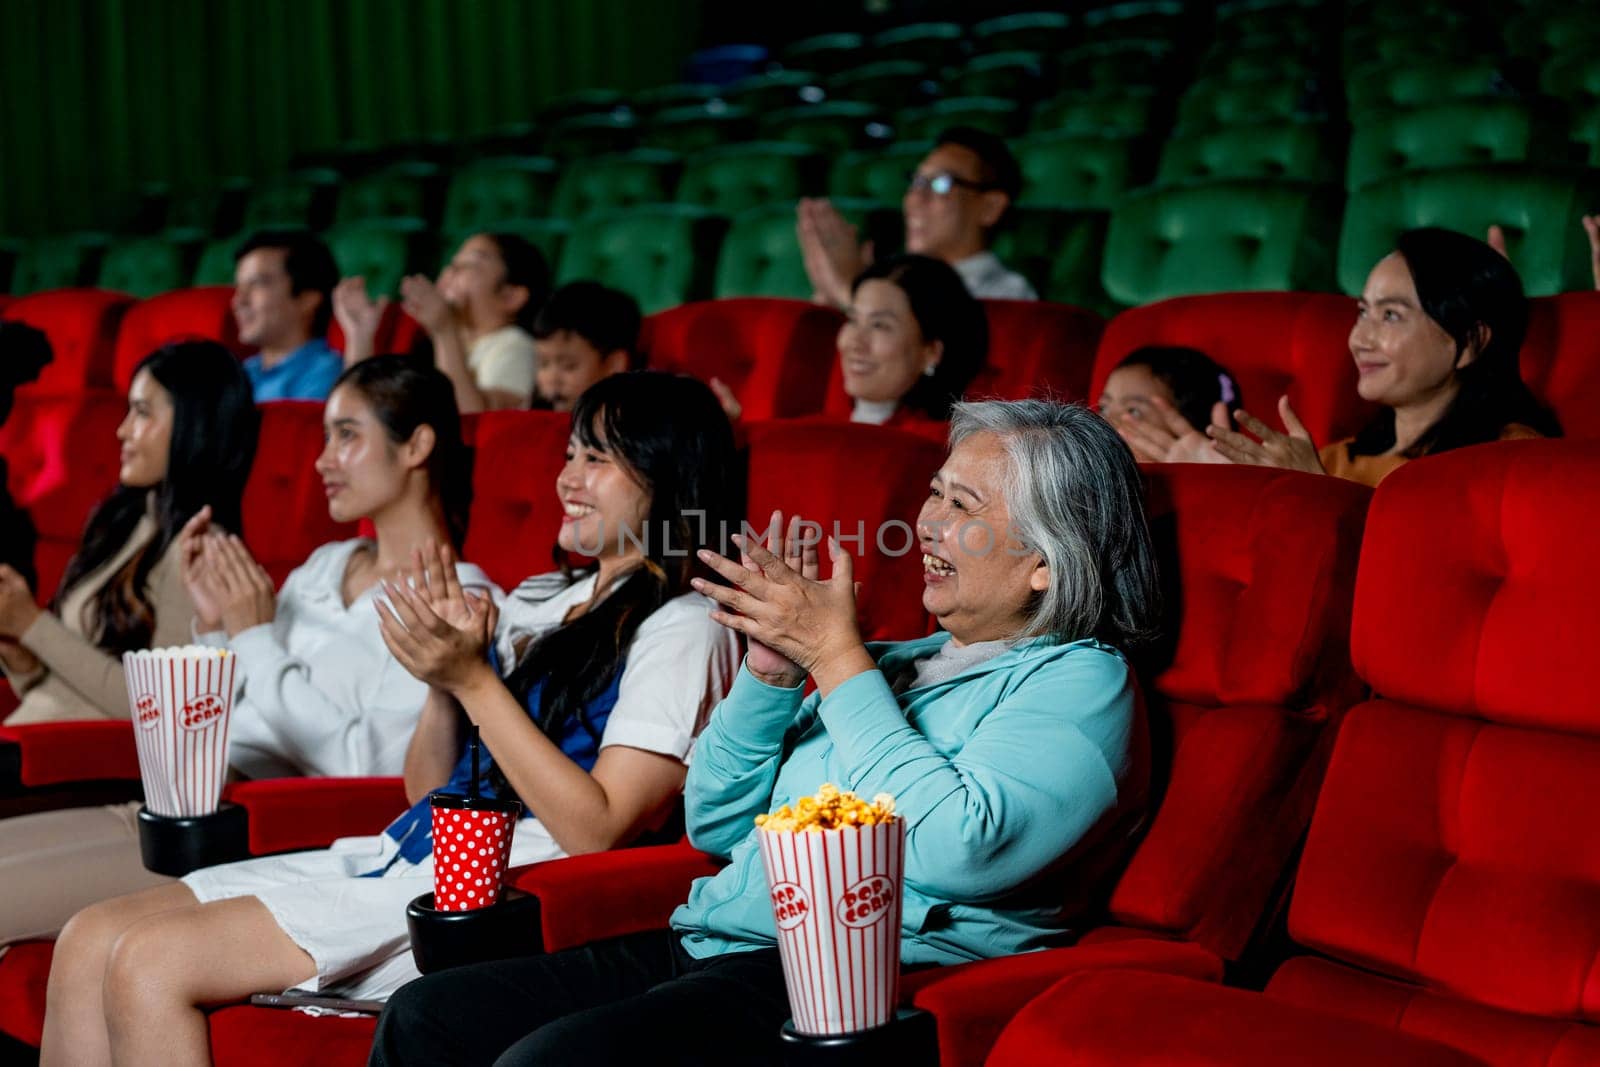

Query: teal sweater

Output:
[670, 632, 1148, 966]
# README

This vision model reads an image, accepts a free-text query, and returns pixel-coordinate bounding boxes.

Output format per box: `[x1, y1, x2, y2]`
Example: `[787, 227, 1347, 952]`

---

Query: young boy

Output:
[532, 282, 643, 412]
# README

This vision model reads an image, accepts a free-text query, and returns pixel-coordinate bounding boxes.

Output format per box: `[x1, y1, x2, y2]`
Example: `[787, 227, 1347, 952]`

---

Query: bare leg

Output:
[41, 882, 199, 1067]
[103, 895, 316, 1067]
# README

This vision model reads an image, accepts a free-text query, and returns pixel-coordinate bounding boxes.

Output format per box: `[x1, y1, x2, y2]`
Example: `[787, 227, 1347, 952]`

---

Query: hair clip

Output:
[1217, 373, 1236, 405]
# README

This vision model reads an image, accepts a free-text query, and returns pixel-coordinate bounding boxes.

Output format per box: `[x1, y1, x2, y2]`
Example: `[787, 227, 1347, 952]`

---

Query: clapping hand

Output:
[399, 274, 453, 336]
[1112, 396, 1231, 464]
[796, 199, 872, 309]
[691, 511, 864, 690]
[204, 534, 278, 637]
[375, 545, 497, 695]
[1206, 396, 1326, 474]
[0, 564, 40, 640]
[332, 276, 389, 358]
[178, 507, 226, 631]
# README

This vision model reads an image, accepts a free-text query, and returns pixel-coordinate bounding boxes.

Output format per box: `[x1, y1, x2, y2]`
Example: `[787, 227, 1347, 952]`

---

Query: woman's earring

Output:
[922, 364, 937, 377]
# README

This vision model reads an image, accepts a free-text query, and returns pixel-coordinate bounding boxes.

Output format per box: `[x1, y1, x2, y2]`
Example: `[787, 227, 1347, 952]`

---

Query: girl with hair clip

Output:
[0, 355, 494, 944]
[42, 372, 744, 1067]
[1100, 345, 1244, 464]
[336, 232, 551, 413]
[0, 341, 258, 726]
[1194, 228, 1559, 486]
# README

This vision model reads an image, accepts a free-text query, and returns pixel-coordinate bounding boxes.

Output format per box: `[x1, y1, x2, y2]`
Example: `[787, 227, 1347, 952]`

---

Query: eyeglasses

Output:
[906, 171, 994, 197]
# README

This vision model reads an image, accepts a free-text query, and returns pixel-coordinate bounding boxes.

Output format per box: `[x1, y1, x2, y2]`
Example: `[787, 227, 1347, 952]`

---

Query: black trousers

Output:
[368, 930, 792, 1067]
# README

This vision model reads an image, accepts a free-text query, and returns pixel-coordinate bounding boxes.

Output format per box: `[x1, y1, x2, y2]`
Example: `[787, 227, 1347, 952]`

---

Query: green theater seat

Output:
[324, 220, 427, 297]
[632, 83, 719, 116]
[642, 104, 755, 155]
[1337, 164, 1600, 297]
[713, 199, 900, 301]
[779, 33, 863, 75]
[241, 169, 338, 231]
[1016, 133, 1139, 210]
[1345, 58, 1512, 118]
[9, 235, 97, 293]
[946, 52, 1045, 102]
[973, 12, 1069, 54]
[1341, 19, 1482, 76]
[1158, 121, 1339, 185]
[443, 218, 569, 273]
[759, 102, 884, 154]
[334, 163, 438, 226]
[1030, 88, 1159, 138]
[1346, 100, 1573, 189]
[1573, 100, 1600, 164]
[537, 90, 626, 125]
[1058, 39, 1178, 92]
[556, 205, 726, 315]
[1175, 76, 1322, 132]
[992, 207, 1113, 312]
[1103, 179, 1342, 304]
[829, 142, 930, 203]
[541, 112, 638, 158]
[97, 235, 196, 298]
[896, 98, 1019, 141]
[1197, 43, 1325, 84]
[1082, 0, 1189, 43]
[868, 22, 965, 68]
[549, 150, 680, 220]
[1541, 52, 1600, 105]
[677, 143, 821, 214]
[442, 157, 558, 235]
[722, 70, 821, 114]
[192, 236, 240, 287]
[825, 61, 931, 113]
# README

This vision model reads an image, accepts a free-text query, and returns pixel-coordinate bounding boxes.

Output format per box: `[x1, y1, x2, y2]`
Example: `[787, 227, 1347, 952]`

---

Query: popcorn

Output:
[755, 783, 898, 832]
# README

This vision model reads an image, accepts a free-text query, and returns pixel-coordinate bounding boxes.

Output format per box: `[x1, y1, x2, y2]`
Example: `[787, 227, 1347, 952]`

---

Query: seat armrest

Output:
[0, 721, 138, 791]
[223, 777, 408, 855]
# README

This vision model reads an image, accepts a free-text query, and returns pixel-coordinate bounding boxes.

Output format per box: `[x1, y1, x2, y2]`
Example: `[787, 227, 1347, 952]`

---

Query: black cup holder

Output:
[405, 889, 544, 974]
[779, 1007, 938, 1066]
[137, 803, 250, 877]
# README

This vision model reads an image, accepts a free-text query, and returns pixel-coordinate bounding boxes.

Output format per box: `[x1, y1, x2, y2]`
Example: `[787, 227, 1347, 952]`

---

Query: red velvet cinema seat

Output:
[1089, 291, 1378, 445]
[2, 288, 133, 395]
[1521, 291, 1600, 440]
[460, 409, 574, 590]
[110, 287, 244, 393]
[1001, 439, 1600, 1067]
[243, 402, 360, 586]
[637, 297, 844, 421]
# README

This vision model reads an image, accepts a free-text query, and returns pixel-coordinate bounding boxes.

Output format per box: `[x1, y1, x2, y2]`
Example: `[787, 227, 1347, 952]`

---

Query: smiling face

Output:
[536, 330, 631, 413]
[117, 369, 175, 488]
[917, 431, 1049, 645]
[903, 144, 1006, 262]
[837, 279, 942, 407]
[232, 247, 316, 350]
[1098, 364, 1177, 426]
[314, 384, 418, 523]
[438, 235, 525, 331]
[555, 420, 652, 566]
[1349, 252, 1473, 410]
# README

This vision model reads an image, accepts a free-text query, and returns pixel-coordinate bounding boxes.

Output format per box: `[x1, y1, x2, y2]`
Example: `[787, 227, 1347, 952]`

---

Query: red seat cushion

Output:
[1520, 292, 1600, 440]
[640, 298, 842, 421]
[1090, 291, 1378, 445]
[3, 289, 133, 395]
[111, 287, 244, 393]
[460, 410, 573, 590]
[242, 402, 359, 585]
[207, 1006, 377, 1067]
[0, 941, 52, 1046]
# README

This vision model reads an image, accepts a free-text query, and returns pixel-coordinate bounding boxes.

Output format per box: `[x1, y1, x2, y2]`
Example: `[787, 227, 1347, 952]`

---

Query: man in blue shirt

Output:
[232, 231, 343, 401]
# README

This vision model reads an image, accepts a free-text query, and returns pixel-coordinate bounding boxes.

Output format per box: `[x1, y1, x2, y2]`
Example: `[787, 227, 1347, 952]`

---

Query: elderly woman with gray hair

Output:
[372, 399, 1161, 1067]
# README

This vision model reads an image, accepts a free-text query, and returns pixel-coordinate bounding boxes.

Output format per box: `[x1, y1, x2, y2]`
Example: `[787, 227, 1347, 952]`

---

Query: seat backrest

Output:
[1290, 441, 1600, 1025]
[111, 287, 244, 392]
[243, 402, 359, 585]
[1102, 182, 1343, 307]
[0, 392, 124, 597]
[641, 105, 755, 155]
[1016, 133, 1139, 210]
[462, 410, 573, 591]
[1522, 292, 1600, 440]
[1345, 57, 1509, 118]
[1175, 76, 1318, 132]
[744, 419, 945, 642]
[555, 206, 726, 315]
[9, 237, 92, 294]
[549, 150, 680, 220]
[759, 102, 882, 154]
[1337, 165, 1600, 297]
[1346, 100, 1571, 190]
[825, 60, 929, 112]
[322, 221, 422, 298]
[1091, 291, 1377, 443]
[1030, 88, 1157, 138]
[829, 142, 931, 203]
[712, 204, 813, 301]
[638, 298, 841, 421]
[96, 237, 191, 299]
[1158, 121, 1339, 185]
[990, 207, 1111, 312]
[677, 143, 819, 215]
[896, 97, 1018, 141]
[966, 300, 1102, 403]
[333, 168, 432, 225]
[442, 158, 558, 234]
[1107, 464, 1370, 959]
[3, 289, 134, 394]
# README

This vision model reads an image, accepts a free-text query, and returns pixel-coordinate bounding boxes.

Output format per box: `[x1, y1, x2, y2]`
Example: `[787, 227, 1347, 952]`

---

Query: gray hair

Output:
[949, 399, 1160, 647]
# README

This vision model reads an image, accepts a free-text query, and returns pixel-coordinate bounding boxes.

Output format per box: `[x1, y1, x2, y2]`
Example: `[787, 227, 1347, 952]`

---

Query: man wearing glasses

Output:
[796, 126, 1037, 307]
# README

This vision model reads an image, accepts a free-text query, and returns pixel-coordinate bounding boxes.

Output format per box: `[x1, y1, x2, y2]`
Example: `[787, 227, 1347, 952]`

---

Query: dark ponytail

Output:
[330, 355, 473, 548]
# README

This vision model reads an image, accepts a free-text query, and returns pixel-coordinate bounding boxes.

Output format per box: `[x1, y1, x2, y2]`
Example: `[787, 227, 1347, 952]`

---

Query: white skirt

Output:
[183, 820, 561, 1000]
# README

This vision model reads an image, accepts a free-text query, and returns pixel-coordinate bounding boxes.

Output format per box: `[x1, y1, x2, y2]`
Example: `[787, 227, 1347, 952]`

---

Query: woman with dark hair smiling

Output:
[1168, 227, 1559, 486]
[837, 252, 989, 436]
[42, 372, 743, 1066]
[0, 341, 258, 725]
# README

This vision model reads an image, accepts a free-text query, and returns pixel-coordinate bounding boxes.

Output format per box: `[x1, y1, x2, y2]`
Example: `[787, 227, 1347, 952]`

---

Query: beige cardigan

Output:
[2, 511, 194, 724]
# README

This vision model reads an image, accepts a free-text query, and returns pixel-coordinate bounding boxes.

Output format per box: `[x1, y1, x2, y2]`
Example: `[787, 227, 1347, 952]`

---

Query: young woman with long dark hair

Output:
[42, 372, 744, 1065]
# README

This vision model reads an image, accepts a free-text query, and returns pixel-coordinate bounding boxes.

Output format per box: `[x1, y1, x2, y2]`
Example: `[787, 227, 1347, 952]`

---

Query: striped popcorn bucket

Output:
[123, 647, 237, 818]
[757, 820, 906, 1036]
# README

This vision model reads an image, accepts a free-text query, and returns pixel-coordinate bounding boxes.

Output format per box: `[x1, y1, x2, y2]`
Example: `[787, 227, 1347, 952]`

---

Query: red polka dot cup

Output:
[429, 793, 521, 912]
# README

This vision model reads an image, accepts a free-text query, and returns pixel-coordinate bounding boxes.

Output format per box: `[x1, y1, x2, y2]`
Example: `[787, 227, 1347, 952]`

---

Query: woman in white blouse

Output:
[0, 356, 492, 943]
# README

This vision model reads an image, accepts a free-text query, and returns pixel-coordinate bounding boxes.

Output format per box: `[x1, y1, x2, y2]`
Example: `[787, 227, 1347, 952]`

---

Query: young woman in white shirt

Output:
[0, 355, 492, 944]
[43, 372, 744, 1066]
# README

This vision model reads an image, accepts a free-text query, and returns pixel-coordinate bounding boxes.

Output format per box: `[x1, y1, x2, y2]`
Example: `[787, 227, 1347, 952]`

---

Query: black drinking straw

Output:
[468, 725, 481, 799]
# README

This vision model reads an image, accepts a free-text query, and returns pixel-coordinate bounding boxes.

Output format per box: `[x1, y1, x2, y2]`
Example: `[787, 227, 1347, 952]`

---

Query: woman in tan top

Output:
[1115, 228, 1561, 487]
[0, 341, 259, 724]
